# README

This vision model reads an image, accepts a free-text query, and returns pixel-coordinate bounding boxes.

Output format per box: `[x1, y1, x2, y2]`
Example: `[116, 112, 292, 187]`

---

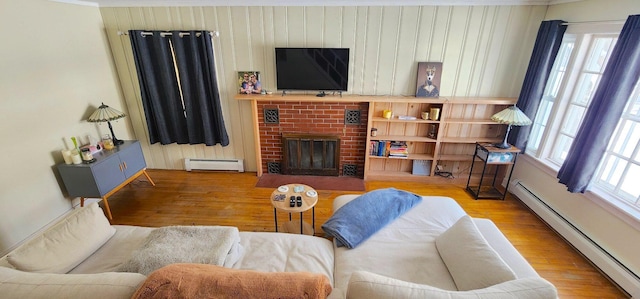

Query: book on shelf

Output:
[371, 140, 409, 158]
[388, 141, 408, 158]
[378, 141, 386, 157]
[369, 141, 379, 156]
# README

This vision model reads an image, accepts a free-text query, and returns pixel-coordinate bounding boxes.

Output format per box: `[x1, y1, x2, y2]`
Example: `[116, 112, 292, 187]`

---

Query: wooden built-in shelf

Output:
[369, 153, 435, 160]
[365, 96, 515, 182]
[440, 137, 502, 143]
[371, 135, 437, 143]
[438, 154, 474, 161]
[235, 93, 516, 182]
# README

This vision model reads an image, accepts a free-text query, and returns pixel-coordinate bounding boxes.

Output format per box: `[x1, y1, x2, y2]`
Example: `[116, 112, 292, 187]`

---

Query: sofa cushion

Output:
[0, 266, 146, 299]
[132, 263, 332, 299]
[346, 271, 557, 299]
[322, 188, 422, 249]
[435, 215, 516, 291]
[7, 203, 115, 273]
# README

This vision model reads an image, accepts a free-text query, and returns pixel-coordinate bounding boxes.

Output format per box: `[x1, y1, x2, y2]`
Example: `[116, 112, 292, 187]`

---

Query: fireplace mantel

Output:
[235, 93, 445, 104]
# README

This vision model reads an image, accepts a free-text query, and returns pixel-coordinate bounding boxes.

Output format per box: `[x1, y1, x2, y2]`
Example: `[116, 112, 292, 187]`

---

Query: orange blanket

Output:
[131, 263, 333, 299]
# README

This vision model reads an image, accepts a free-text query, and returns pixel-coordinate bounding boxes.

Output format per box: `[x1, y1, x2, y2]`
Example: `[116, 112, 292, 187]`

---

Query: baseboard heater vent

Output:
[510, 180, 639, 298]
[184, 158, 244, 172]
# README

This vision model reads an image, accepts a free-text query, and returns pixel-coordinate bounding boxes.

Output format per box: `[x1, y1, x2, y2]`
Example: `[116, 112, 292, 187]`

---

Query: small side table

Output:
[270, 184, 318, 235]
[466, 142, 521, 200]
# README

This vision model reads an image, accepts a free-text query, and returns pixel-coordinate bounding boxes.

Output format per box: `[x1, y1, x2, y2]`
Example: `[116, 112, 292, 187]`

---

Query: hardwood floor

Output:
[104, 169, 628, 298]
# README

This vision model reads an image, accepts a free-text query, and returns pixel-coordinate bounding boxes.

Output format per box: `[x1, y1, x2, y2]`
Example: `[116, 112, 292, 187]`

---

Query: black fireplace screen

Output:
[282, 134, 340, 176]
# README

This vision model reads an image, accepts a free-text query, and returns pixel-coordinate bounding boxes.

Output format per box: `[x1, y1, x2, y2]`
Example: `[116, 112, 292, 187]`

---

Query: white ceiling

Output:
[53, 0, 581, 8]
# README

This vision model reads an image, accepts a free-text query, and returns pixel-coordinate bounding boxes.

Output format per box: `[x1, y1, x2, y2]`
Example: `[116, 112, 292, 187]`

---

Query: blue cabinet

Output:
[57, 140, 154, 219]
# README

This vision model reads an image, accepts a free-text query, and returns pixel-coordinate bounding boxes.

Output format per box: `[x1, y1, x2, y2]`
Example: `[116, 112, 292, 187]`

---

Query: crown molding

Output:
[52, 0, 582, 8]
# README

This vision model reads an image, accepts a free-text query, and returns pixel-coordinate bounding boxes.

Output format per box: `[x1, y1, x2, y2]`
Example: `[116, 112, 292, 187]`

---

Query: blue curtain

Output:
[558, 15, 640, 193]
[508, 20, 567, 150]
[129, 30, 229, 146]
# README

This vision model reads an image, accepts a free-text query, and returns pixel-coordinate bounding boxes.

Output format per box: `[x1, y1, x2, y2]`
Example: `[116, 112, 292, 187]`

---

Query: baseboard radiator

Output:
[510, 180, 639, 298]
[184, 158, 244, 172]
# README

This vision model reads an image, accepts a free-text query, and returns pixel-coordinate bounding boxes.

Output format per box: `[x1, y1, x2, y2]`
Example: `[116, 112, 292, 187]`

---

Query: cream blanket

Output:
[119, 226, 243, 275]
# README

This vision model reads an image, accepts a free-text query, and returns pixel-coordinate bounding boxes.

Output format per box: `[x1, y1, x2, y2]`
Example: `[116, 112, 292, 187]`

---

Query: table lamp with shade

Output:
[87, 102, 126, 145]
[491, 105, 532, 149]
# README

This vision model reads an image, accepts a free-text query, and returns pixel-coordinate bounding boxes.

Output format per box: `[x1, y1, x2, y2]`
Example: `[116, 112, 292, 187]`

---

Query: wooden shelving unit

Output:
[364, 97, 516, 183]
[235, 93, 516, 182]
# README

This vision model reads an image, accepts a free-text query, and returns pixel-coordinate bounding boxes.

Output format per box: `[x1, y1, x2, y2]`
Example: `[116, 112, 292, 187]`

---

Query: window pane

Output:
[630, 95, 640, 116]
[620, 164, 640, 200]
[572, 73, 600, 105]
[526, 39, 575, 155]
[561, 105, 587, 136]
[528, 96, 555, 152]
[528, 124, 544, 152]
[612, 121, 640, 158]
[555, 41, 574, 73]
[551, 134, 574, 163]
[598, 155, 625, 189]
[584, 37, 615, 72]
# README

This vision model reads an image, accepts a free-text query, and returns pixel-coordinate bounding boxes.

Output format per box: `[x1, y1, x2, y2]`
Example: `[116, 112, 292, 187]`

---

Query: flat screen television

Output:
[275, 47, 349, 92]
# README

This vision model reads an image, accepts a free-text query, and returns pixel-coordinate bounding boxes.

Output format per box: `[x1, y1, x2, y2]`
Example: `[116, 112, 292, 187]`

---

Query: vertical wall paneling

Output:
[324, 7, 343, 47]
[375, 7, 401, 96]
[340, 8, 357, 93]
[362, 7, 383, 95]
[261, 7, 275, 90]
[273, 7, 288, 46]
[305, 7, 324, 47]
[394, 7, 420, 96]
[467, 6, 494, 96]
[441, 6, 470, 96]
[352, 7, 369, 94]
[430, 6, 452, 63]
[453, 7, 482, 97]
[414, 6, 436, 62]
[287, 7, 306, 45]
[99, 5, 545, 171]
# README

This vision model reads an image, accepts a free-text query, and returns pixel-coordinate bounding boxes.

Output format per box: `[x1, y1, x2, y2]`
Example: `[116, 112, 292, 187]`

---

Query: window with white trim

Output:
[594, 82, 640, 207]
[525, 24, 640, 213]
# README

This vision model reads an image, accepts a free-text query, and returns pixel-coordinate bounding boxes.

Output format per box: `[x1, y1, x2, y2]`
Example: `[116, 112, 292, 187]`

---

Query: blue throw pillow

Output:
[322, 188, 422, 249]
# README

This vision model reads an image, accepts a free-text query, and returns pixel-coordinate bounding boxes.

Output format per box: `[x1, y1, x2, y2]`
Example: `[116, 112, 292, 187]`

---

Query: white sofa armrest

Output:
[0, 266, 146, 299]
[347, 271, 557, 299]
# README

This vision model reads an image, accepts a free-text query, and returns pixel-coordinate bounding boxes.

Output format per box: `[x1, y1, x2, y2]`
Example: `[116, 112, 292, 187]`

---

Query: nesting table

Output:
[270, 184, 318, 235]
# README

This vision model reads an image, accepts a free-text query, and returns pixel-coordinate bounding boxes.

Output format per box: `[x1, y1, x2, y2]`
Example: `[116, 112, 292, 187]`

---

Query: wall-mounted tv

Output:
[275, 48, 349, 92]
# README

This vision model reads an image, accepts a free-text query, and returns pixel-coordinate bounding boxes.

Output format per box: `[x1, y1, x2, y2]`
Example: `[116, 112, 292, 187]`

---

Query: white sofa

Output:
[0, 193, 556, 298]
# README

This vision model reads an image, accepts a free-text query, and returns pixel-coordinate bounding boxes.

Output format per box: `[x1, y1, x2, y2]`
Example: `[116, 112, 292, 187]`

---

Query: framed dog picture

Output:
[238, 71, 262, 94]
[415, 62, 442, 97]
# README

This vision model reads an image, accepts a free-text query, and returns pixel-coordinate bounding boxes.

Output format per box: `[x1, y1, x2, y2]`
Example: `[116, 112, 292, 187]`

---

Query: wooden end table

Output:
[270, 184, 318, 235]
[466, 142, 521, 200]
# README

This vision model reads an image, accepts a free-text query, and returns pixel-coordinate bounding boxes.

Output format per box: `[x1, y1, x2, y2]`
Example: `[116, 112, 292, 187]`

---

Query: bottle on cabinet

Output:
[102, 134, 115, 150]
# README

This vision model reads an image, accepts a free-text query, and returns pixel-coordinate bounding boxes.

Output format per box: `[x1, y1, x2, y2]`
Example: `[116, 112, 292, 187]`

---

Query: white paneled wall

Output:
[99, 5, 546, 171]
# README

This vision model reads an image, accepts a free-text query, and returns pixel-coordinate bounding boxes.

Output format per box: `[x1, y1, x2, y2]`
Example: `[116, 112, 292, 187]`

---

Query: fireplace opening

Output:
[282, 134, 340, 176]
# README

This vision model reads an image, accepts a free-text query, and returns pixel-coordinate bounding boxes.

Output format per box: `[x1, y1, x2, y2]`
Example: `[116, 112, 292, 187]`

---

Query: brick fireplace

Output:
[257, 100, 368, 177]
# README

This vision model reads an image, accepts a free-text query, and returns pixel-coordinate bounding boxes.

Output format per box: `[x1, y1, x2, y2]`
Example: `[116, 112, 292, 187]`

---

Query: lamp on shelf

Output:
[87, 102, 126, 145]
[491, 105, 532, 149]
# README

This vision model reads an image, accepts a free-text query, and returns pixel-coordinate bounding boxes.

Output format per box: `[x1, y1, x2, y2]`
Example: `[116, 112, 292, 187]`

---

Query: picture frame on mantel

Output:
[238, 71, 262, 94]
[415, 62, 442, 98]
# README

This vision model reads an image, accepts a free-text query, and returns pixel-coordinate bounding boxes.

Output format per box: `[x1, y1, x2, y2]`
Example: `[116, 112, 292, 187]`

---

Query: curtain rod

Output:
[561, 19, 626, 25]
[117, 30, 220, 38]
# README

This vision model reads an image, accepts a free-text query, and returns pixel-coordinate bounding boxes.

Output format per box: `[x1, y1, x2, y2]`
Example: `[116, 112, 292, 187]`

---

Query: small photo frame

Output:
[415, 62, 442, 97]
[238, 71, 262, 94]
